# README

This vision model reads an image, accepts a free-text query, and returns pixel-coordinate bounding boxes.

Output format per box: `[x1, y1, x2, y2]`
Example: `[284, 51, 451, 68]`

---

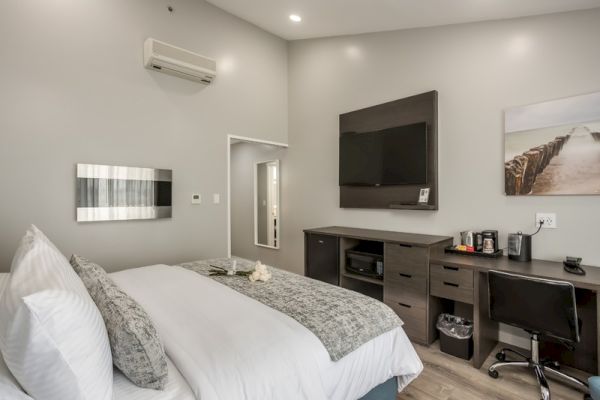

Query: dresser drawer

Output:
[430, 264, 473, 288]
[384, 275, 427, 309]
[386, 299, 427, 343]
[384, 243, 428, 279]
[430, 264, 474, 304]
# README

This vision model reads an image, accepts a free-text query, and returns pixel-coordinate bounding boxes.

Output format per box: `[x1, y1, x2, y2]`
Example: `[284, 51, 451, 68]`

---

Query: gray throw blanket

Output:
[178, 257, 402, 361]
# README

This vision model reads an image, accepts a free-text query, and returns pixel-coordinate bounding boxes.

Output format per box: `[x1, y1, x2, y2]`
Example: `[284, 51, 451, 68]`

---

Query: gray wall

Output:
[283, 9, 600, 347]
[230, 142, 286, 266]
[0, 0, 288, 272]
[2, 2, 598, 347]
[282, 9, 600, 275]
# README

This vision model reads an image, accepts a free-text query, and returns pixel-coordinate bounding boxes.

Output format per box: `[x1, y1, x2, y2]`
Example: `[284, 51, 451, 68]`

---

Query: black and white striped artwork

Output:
[76, 164, 172, 222]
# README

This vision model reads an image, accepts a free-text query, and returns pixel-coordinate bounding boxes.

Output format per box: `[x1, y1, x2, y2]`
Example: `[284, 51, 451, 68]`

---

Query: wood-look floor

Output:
[398, 342, 589, 400]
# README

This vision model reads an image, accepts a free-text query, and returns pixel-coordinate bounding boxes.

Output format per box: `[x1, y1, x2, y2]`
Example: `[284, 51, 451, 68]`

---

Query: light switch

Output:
[191, 194, 202, 204]
[213, 193, 220, 204]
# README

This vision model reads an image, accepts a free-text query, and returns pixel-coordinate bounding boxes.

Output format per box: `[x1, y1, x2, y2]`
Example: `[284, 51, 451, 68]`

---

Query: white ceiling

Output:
[206, 0, 600, 40]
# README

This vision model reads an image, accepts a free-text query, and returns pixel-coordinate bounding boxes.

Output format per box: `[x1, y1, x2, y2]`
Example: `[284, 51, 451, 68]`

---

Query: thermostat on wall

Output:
[191, 194, 202, 204]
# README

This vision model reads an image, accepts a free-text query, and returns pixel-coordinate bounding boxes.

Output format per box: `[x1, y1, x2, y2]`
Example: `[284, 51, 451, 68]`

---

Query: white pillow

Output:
[2, 290, 113, 400]
[0, 353, 32, 400]
[0, 225, 90, 331]
[0, 225, 113, 400]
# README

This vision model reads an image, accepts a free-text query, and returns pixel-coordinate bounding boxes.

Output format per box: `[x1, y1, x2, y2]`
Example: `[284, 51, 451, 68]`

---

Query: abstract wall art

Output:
[505, 91, 600, 196]
[76, 164, 172, 222]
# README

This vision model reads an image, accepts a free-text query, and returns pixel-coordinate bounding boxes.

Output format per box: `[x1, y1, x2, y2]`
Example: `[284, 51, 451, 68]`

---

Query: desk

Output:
[430, 253, 600, 374]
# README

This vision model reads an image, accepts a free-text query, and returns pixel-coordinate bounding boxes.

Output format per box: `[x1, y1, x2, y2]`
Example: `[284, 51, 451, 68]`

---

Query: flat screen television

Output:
[339, 122, 428, 186]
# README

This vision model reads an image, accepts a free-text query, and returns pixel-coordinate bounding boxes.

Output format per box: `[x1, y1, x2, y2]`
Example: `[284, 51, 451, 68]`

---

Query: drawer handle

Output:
[399, 273, 412, 278]
[399, 244, 413, 248]
[443, 282, 459, 288]
[398, 302, 412, 309]
[443, 266, 459, 271]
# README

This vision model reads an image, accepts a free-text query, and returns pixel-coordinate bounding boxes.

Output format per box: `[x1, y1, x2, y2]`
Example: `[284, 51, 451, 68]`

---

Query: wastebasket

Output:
[436, 313, 474, 360]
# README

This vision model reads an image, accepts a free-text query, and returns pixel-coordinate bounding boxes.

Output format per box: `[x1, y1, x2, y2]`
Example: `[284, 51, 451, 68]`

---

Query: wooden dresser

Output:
[304, 226, 452, 345]
[305, 226, 600, 375]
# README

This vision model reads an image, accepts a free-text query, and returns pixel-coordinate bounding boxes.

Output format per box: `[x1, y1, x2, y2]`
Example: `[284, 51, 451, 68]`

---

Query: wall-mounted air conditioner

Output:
[143, 38, 216, 84]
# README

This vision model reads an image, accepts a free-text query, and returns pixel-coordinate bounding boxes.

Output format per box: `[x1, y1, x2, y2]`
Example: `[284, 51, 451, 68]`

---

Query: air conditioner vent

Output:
[143, 38, 216, 85]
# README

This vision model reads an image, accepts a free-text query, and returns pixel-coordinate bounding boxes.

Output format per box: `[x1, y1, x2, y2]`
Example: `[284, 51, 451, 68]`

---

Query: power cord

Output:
[531, 219, 544, 236]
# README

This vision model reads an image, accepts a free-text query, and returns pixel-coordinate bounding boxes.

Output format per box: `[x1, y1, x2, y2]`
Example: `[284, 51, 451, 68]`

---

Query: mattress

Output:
[111, 264, 423, 400]
[0, 273, 196, 400]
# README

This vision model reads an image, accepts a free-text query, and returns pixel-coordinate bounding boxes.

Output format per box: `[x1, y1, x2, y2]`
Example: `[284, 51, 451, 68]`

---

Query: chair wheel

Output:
[488, 369, 499, 379]
[495, 352, 506, 362]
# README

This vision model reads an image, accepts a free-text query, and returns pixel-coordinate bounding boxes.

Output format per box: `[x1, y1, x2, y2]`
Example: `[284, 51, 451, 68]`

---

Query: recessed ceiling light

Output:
[289, 14, 302, 23]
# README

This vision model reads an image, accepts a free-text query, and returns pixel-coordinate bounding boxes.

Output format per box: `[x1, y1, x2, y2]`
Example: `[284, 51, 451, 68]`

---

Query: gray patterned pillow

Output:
[70, 255, 168, 390]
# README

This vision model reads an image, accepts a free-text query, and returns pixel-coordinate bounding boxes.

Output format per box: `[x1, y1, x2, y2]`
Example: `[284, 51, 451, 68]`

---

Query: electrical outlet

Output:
[536, 213, 557, 229]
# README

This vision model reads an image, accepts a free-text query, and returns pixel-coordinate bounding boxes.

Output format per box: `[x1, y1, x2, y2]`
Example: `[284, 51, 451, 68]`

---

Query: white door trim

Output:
[227, 134, 288, 257]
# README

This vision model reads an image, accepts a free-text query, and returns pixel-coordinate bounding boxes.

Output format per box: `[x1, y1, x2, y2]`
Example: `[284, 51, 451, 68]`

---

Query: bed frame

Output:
[359, 377, 398, 400]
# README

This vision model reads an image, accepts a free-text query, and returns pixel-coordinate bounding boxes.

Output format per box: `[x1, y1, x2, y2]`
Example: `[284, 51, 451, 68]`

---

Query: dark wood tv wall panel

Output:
[339, 90, 438, 210]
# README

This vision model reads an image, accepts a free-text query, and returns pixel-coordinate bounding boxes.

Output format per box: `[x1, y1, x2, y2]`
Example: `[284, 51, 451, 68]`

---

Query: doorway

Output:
[227, 135, 288, 263]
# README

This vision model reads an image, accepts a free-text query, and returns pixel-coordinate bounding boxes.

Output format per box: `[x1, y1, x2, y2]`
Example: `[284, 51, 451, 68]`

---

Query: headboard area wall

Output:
[0, 0, 288, 272]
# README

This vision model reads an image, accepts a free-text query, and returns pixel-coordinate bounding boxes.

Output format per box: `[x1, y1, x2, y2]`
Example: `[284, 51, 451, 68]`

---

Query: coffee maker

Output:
[481, 230, 498, 254]
[508, 232, 532, 262]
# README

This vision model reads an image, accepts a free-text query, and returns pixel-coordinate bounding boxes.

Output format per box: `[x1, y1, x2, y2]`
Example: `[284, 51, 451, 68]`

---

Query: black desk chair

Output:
[487, 270, 590, 400]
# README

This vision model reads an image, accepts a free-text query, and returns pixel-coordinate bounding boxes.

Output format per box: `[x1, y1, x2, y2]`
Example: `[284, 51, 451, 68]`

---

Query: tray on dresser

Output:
[444, 246, 503, 258]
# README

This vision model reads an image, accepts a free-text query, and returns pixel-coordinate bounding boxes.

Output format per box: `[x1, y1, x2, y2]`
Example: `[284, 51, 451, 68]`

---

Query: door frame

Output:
[227, 134, 288, 257]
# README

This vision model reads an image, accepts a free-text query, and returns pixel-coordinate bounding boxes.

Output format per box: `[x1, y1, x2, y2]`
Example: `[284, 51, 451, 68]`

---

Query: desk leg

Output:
[473, 271, 499, 369]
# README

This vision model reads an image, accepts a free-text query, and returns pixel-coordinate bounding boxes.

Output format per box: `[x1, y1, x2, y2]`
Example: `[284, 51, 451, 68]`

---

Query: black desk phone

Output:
[563, 256, 586, 276]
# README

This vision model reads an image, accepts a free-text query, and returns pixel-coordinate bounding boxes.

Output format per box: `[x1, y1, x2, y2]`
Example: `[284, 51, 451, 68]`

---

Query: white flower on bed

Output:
[249, 261, 272, 282]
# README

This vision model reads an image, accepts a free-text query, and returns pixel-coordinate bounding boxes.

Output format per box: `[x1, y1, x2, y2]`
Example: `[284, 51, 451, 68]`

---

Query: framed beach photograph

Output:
[504, 91, 600, 196]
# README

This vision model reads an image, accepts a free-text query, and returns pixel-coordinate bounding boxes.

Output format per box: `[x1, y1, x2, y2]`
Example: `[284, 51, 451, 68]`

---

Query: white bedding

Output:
[111, 265, 423, 400]
[0, 273, 196, 400]
[1, 264, 422, 400]
[114, 358, 195, 400]
[0, 274, 7, 298]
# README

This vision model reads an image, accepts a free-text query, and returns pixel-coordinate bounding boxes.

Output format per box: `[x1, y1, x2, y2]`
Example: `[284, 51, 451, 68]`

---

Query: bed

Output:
[0, 257, 422, 400]
[0, 273, 190, 400]
[113, 358, 195, 400]
[0, 273, 180, 400]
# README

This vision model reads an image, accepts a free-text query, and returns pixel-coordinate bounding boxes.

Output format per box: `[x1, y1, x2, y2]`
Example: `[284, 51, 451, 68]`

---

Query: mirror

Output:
[254, 160, 280, 249]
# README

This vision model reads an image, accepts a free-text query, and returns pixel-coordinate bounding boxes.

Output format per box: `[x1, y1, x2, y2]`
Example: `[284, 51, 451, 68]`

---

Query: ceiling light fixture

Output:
[289, 14, 302, 23]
